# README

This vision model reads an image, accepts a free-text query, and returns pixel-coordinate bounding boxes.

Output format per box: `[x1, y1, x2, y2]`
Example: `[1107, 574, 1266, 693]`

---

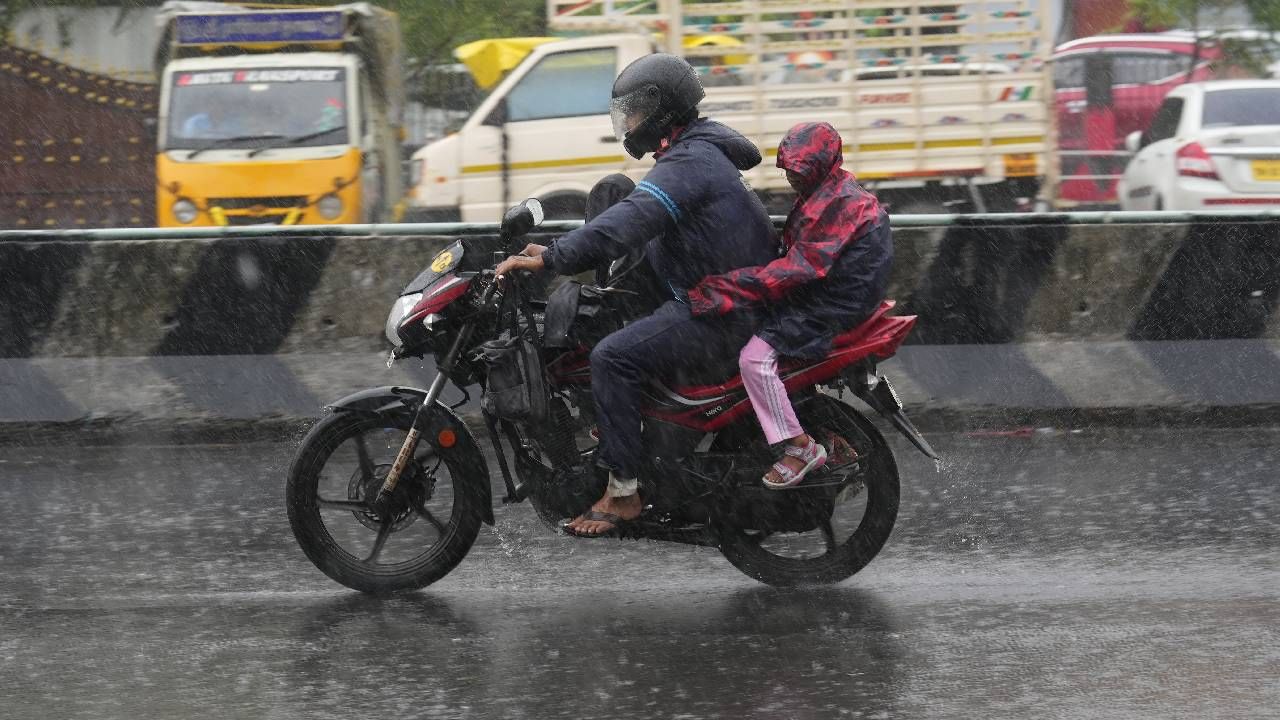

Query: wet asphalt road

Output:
[0, 428, 1276, 719]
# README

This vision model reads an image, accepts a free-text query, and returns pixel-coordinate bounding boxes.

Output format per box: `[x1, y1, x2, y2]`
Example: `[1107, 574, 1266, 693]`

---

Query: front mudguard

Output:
[326, 385, 494, 525]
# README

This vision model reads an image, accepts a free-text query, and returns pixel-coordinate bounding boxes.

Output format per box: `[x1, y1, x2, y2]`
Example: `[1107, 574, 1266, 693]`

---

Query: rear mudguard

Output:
[326, 386, 494, 525]
[849, 369, 940, 461]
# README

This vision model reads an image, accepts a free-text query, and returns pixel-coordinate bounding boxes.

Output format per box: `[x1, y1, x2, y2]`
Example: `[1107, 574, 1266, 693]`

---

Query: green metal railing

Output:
[1, 210, 1278, 241]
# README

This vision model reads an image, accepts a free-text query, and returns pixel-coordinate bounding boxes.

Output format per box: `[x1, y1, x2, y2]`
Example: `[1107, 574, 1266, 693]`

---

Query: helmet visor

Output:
[609, 86, 662, 142]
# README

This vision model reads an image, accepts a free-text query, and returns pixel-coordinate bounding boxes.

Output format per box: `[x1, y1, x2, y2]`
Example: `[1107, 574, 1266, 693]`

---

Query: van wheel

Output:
[539, 193, 587, 220]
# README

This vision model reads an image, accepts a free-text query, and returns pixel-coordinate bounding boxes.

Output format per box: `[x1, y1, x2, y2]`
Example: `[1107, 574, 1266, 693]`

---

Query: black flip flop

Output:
[559, 510, 629, 538]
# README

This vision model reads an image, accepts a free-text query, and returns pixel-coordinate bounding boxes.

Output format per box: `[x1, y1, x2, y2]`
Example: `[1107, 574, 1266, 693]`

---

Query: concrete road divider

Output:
[0, 217, 1277, 438]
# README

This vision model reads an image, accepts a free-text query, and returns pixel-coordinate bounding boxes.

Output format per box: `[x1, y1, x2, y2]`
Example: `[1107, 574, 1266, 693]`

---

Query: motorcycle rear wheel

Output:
[717, 396, 901, 586]
[286, 411, 483, 593]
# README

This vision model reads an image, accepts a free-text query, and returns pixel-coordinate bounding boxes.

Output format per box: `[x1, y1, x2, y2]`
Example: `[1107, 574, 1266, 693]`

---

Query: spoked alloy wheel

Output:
[718, 396, 900, 586]
[286, 412, 482, 593]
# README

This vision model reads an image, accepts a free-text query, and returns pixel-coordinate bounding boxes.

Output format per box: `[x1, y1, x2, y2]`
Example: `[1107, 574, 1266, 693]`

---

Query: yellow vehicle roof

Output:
[453, 34, 751, 89]
[453, 37, 556, 89]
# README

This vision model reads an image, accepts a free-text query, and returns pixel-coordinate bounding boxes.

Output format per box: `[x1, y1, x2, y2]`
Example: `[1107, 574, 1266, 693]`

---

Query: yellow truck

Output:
[154, 1, 404, 227]
[408, 0, 1055, 221]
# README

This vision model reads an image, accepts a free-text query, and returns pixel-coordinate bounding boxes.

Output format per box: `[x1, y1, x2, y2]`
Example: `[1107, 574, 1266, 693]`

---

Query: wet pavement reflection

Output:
[0, 428, 1276, 718]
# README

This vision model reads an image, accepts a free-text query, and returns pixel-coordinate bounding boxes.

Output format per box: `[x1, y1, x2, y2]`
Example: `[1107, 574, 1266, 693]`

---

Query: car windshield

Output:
[166, 67, 350, 150]
[1202, 88, 1280, 128]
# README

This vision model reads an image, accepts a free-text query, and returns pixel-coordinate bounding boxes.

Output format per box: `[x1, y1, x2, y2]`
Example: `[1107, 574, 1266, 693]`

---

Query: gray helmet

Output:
[610, 53, 705, 159]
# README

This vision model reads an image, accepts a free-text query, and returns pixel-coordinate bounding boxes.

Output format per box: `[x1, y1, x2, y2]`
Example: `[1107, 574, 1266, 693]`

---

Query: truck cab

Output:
[154, 4, 403, 227]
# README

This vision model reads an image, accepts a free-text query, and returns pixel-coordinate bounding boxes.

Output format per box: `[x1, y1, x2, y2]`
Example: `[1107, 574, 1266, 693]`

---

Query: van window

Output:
[1143, 97, 1184, 145]
[1203, 88, 1280, 127]
[1054, 56, 1085, 89]
[506, 48, 616, 122]
[1112, 53, 1188, 84]
[1055, 52, 1190, 89]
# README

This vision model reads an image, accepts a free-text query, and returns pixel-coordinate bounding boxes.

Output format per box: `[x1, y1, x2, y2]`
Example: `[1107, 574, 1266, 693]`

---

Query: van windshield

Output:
[166, 67, 350, 150]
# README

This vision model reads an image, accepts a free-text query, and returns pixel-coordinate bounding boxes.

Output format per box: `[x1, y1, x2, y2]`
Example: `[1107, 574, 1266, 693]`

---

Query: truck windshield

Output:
[166, 67, 350, 150]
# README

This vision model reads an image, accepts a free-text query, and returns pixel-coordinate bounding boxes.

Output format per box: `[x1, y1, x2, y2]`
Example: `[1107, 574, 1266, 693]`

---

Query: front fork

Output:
[371, 320, 477, 518]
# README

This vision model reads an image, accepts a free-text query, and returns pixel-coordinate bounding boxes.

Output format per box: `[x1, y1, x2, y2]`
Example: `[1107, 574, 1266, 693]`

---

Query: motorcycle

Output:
[285, 198, 938, 592]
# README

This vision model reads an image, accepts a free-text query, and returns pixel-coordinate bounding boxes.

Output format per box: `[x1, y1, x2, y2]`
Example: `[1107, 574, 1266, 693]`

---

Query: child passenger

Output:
[688, 122, 893, 488]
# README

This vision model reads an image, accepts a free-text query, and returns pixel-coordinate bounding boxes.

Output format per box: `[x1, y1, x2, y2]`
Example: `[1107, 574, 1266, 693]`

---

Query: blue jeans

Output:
[589, 300, 755, 479]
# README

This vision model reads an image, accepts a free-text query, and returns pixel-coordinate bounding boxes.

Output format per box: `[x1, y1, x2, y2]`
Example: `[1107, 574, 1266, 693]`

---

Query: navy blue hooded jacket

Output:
[541, 119, 776, 298]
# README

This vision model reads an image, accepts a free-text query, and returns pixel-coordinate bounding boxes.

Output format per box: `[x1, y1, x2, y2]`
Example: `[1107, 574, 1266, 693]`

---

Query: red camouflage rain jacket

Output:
[688, 121, 893, 359]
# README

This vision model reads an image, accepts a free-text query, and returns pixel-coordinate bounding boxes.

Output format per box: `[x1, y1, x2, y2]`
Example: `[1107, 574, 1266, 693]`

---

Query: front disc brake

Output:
[348, 463, 431, 532]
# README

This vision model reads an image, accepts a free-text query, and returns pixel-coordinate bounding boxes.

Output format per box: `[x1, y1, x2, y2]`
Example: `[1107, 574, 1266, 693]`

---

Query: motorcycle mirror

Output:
[500, 198, 545, 239]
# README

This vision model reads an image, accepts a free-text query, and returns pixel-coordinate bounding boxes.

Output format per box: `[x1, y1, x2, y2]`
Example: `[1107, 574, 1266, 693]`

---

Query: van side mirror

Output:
[483, 98, 508, 127]
[1125, 131, 1143, 153]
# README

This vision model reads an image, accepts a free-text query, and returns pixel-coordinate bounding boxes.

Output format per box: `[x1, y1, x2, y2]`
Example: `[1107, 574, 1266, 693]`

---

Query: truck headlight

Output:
[317, 193, 343, 220]
[172, 198, 198, 224]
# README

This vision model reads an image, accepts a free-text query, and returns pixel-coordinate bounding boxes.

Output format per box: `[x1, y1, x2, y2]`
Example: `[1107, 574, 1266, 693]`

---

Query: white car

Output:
[1118, 80, 1280, 211]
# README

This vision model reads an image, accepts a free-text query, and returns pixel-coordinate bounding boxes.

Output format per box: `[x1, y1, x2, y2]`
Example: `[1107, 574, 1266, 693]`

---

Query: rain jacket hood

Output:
[672, 118, 763, 171]
[776, 121, 844, 195]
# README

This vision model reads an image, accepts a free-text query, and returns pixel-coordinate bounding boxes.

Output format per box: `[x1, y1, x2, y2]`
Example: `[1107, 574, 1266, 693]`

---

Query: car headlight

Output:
[317, 193, 343, 220]
[172, 198, 198, 224]
[384, 293, 422, 347]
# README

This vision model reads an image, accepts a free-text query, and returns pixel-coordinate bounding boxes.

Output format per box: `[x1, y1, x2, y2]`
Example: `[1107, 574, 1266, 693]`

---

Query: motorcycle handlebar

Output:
[498, 230, 528, 256]
[478, 270, 500, 304]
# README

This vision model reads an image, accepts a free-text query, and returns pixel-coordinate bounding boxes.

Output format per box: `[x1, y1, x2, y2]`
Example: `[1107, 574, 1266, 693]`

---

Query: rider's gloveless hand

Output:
[494, 243, 548, 281]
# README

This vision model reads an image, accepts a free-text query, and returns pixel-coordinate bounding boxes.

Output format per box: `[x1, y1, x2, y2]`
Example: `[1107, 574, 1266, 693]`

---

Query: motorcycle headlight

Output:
[172, 198, 198, 224]
[317, 193, 343, 220]
[384, 292, 422, 347]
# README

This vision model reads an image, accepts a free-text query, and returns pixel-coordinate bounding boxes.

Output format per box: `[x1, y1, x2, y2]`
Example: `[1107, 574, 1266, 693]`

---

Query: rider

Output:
[494, 53, 776, 537]
[689, 121, 892, 488]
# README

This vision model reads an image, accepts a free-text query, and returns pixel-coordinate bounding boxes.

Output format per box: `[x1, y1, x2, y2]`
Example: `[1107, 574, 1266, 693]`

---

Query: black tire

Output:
[717, 397, 900, 586]
[286, 411, 483, 593]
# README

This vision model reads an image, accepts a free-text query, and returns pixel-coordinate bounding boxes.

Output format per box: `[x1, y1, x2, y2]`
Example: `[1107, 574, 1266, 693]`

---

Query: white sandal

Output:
[762, 437, 828, 489]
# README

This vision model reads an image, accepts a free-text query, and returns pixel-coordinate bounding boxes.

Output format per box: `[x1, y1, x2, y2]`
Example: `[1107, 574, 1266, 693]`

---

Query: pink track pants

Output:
[738, 335, 803, 445]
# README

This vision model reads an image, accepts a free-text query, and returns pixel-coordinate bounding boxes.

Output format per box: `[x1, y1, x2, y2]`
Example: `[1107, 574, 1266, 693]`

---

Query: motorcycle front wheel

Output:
[716, 396, 901, 587]
[286, 411, 483, 593]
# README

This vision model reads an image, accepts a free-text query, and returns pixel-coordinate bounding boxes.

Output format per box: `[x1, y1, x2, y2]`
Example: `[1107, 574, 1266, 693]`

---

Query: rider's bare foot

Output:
[566, 492, 643, 536]
[763, 434, 815, 485]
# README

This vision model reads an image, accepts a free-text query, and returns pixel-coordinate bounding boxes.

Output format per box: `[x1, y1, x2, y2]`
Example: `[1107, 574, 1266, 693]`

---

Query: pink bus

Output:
[1054, 33, 1218, 206]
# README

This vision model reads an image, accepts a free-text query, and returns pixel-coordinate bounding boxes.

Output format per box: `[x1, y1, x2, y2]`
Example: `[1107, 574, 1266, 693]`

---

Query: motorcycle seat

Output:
[830, 300, 896, 349]
[664, 300, 899, 400]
